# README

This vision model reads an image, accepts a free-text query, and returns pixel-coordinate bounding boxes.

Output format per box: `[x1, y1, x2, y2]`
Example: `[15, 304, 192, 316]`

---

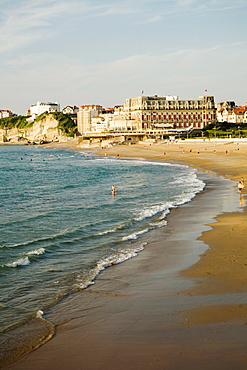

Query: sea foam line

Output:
[5, 257, 30, 268]
[4, 248, 46, 268]
[135, 203, 172, 222]
[26, 247, 45, 256]
[96, 224, 126, 236]
[122, 228, 149, 241]
[77, 244, 146, 290]
[94, 157, 184, 168]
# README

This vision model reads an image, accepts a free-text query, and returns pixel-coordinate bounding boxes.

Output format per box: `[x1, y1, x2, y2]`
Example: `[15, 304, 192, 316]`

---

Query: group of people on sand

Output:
[238, 177, 245, 194]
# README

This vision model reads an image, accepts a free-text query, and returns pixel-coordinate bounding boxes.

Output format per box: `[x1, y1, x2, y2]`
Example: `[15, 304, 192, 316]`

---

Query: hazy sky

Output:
[1, 0, 247, 114]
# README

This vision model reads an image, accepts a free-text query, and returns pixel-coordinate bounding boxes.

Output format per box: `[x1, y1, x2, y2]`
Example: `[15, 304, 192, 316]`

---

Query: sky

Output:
[0, 0, 247, 115]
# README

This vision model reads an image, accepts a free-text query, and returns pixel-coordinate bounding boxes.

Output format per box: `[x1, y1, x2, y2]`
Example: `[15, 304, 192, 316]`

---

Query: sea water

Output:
[0, 144, 205, 364]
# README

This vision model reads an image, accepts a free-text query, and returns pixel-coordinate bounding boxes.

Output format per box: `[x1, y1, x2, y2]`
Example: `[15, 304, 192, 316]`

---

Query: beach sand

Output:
[6, 139, 247, 369]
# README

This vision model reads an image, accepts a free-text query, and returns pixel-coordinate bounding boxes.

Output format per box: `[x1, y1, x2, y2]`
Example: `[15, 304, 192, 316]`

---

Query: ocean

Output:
[0, 144, 205, 365]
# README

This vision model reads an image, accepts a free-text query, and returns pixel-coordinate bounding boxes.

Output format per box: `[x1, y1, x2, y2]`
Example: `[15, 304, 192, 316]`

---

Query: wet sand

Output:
[6, 139, 247, 369]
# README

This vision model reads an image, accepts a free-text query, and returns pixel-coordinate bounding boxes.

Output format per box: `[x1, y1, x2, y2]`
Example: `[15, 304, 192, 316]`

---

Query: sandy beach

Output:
[5, 139, 247, 370]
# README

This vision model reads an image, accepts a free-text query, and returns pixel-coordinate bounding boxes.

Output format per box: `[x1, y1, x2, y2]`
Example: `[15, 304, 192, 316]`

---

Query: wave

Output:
[5, 257, 30, 268]
[3, 248, 46, 269]
[76, 244, 146, 289]
[159, 209, 171, 220]
[94, 157, 184, 168]
[1, 211, 55, 228]
[149, 219, 168, 228]
[122, 228, 149, 241]
[6, 226, 83, 250]
[36, 310, 44, 319]
[26, 247, 45, 256]
[96, 224, 126, 236]
[135, 203, 172, 222]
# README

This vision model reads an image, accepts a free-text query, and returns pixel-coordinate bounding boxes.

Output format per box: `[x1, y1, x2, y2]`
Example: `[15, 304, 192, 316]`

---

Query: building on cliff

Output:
[29, 102, 60, 120]
[62, 106, 79, 114]
[0, 110, 13, 118]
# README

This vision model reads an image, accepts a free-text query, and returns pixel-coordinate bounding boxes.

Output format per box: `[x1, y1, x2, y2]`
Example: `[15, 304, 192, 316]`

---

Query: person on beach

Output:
[238, 179, 244, 194]
[111, 185, 116, 195]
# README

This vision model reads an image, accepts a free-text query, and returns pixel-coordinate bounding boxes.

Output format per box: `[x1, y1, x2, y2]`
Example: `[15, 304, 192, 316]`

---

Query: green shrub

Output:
[0, 112, 76, 137]
[0, 116, 31, 129]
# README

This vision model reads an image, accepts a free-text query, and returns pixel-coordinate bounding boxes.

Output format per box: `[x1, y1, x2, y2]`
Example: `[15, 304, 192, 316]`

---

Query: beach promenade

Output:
[7, 139, 247, 370]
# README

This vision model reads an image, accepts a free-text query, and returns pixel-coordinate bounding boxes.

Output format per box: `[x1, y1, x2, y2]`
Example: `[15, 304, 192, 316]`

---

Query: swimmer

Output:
[238, 180, 244, 194]
[111, 185, 116, 195]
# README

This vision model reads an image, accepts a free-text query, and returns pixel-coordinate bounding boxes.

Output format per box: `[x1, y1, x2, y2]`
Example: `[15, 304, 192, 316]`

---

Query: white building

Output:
[216, 101, 247, 124]
[216, 101, 236, 122]
[243, 111, 247, 124]
[228, 107, 247, 124]
[30, 102, 60, 119]
[0, 110, 13, 118]
[62, 106, 79, 114]
[91, 116, 108, 132]
[77, 105, 103, 135]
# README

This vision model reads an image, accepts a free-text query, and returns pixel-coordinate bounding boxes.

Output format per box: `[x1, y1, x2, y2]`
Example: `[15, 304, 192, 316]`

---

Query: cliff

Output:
[0, 115, 73, 144]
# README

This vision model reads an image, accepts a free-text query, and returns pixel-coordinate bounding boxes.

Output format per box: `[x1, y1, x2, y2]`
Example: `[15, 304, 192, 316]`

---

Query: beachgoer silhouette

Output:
[238, 179, 244, 194]
[111, 185, 116, 195]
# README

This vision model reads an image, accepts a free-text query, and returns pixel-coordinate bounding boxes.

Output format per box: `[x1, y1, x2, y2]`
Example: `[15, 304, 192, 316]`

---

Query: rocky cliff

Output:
[0, 115, 71, 144]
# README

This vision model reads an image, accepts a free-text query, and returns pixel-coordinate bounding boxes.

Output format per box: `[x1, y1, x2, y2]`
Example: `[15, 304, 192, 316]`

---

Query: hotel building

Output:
[77, 95, 217, 135]
[113, 95, 216, 131]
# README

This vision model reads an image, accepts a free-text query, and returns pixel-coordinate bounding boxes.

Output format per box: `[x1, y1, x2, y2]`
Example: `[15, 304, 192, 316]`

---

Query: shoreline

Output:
[5, 140, 247, 369]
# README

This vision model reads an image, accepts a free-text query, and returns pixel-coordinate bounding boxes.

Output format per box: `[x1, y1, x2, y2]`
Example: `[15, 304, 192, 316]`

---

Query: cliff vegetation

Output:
[0, 116, 33, 129]
[0, 112, 77, 137]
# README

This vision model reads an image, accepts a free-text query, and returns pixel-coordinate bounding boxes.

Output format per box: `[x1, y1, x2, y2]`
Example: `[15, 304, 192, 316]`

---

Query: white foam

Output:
[135, 204, 171, 222]
[6, 256, 30, 268]
[97, 228, 116, 236]
[159, 209, 171, 220]
[97, 224, 125, 236]
[77, 245, 145, 290]
[122, 228, 149, 241]
[36, 310, 44, 319]
[26, 247, 45, 256]
[149, 220, 168, 228]
[95, 157, 183, 168]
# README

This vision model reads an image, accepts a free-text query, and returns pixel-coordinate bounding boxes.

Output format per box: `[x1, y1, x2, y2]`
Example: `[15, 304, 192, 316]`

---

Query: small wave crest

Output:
[122, 228, 149, 241]
[26, 247, 45, 256]
[135, 203, 171, 222]
[36, 310, 44, 319]
[5, 257, 30, 268]
[159, 208, 171, 220]
[96, 224, 125, 236]
[4, 248, 46, 269]
[76, 244, 146, 289]
[149, 219, 168, 228]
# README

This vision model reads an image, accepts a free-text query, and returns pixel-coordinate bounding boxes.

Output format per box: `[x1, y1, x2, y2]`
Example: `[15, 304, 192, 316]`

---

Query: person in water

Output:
[238, 178, 245, 194]
[111, 185, 116, 195]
